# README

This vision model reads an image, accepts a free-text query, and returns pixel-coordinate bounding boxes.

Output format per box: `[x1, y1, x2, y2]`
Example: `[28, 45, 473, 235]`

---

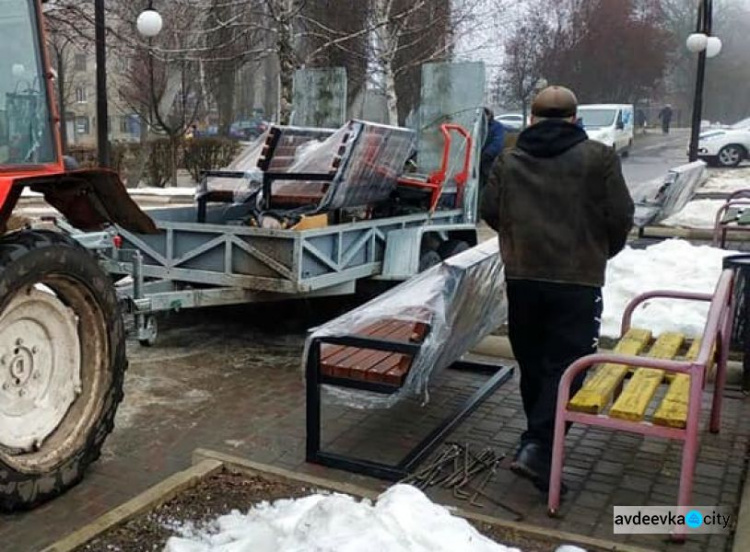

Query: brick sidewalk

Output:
[0, 310, 748, 552]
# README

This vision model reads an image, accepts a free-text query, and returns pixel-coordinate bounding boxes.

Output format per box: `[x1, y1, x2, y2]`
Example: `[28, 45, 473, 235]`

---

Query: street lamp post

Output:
[687, 0, 722, 163]
[94, 1, 163, 168]
[94, 0, 108, 167]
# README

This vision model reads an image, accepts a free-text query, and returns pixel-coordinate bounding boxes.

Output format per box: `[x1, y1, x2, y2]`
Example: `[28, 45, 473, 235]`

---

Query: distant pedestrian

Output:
[636, 109, 647, 134]
[658, 105, 673, 134]
[480, 107, 506, 191]
[481, 85, 634, 494]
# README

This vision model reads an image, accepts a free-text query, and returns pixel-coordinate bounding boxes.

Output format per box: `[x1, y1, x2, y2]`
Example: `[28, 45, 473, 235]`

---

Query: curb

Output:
[42, 449, 655, 552]
[732, 462, 750, 552]
[40, 459, 223, 552]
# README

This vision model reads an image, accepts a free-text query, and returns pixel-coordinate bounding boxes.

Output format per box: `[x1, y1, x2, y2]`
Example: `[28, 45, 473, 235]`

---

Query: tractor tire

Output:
[0, 230, 126, 511]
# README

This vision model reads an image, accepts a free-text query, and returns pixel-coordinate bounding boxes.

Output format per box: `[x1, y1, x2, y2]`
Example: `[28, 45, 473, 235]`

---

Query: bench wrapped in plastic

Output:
[632, 161, 707, 228]
[304, 240, 507, 408]
[270, 120, 417, 211]
[196, 125, 336, 203]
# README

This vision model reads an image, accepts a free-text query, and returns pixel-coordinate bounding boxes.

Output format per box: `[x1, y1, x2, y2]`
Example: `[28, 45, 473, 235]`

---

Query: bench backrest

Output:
[270, 120, 417, 212]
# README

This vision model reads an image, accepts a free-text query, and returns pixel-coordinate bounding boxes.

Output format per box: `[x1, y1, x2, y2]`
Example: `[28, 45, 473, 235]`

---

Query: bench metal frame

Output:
[712, 189, 750, 248]
[548, 269, 735, 541]
[305, 334, 514, 481]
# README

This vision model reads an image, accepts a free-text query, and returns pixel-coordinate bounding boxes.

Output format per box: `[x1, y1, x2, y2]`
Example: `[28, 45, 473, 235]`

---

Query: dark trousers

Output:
[507, 279, 602, 449]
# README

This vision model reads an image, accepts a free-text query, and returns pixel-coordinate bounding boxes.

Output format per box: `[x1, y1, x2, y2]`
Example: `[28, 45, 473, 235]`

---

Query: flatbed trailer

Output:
[66, 116, 485, 345]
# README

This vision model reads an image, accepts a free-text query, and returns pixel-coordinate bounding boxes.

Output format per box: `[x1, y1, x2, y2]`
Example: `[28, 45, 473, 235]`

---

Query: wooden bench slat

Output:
[320, 319, 396, 361]
[321, 321, 414, 378]
[320, 320, 428, 384]
[568, 328, 652, 414]
[609, 332, 685, 422]
[653, 338, 702, 429]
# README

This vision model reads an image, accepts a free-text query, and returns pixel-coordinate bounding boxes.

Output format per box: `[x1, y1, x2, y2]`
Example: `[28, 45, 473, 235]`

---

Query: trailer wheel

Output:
[138, 315, 158, 347]
[0, 230, 126, 511]
[437, 239, 470, 260]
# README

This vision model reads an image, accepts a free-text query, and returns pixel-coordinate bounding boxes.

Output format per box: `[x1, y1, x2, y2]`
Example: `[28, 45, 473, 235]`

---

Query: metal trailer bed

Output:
[84, 203, 476, 344]
[64, 82, 487, 345]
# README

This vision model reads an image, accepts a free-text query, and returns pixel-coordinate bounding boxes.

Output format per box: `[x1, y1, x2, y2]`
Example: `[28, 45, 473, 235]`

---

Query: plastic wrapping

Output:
[304, 240, 507, 408]
[196, 126, 336, 203]
[633, 161, 706, 227]
[270, 120, 417, 212]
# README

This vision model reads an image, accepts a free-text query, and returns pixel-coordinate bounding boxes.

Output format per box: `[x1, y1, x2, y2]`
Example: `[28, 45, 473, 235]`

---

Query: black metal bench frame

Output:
[305, 333, 514, 481]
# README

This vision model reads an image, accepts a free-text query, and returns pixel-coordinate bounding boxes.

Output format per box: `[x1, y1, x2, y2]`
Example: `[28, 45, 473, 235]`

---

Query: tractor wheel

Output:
[0, 230, 126, 511]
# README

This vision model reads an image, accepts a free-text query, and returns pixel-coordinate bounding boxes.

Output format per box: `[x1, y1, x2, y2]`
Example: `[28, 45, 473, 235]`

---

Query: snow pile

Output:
[602, 239, 738, 338]
[699, 167, 750, 194]
[163, 484, 583, 552]
[661, 199, 725, 229]
[130, 186, 196, 197]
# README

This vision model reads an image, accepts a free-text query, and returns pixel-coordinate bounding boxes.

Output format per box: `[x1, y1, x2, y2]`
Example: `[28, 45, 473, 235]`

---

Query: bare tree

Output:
[498, 10, 550, 123]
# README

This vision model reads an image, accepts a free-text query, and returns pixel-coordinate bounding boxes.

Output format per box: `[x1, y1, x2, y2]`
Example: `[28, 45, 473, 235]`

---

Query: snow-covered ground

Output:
[163, 484, 585, 552]
[602, 239, 738, 338]
[699, 167, 750, 195]
[657, 167, 750, 229]
[20, 186, 195, 198]
[661, 199, 725, 229]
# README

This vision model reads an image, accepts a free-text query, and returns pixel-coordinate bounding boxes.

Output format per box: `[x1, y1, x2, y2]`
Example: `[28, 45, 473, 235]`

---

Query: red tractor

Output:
[0, 0, 156, 510]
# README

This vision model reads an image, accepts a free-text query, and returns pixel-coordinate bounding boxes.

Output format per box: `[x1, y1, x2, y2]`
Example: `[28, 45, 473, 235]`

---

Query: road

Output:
[621, 128, 690, 193]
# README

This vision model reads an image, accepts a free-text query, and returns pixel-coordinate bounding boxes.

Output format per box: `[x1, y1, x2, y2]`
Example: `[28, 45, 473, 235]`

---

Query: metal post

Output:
[688, 0, 711, 163]
[94, 0, 109, 167]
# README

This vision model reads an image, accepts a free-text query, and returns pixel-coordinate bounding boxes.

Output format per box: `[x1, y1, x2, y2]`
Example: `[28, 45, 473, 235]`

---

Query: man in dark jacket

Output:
[480, 108, 506, 189]
[481, 86, 634, 493]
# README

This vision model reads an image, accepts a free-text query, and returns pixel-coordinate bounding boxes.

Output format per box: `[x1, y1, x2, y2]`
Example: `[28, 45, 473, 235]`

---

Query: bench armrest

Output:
[621, 290, 713, 336]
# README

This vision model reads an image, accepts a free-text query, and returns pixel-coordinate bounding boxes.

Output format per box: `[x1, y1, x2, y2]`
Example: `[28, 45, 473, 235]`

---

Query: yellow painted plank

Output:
[652, 374, 690, 428]
[609, 332, 685, 422]
[652, 338, 705, 429]
[569, 328, 652, 414]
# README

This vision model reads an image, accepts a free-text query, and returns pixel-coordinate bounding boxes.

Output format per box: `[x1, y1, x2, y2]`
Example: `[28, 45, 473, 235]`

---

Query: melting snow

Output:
[163, 484, 583, 552]
[661, 199, 725, 229]
[602, 239, 739, 338]
[698, 167, 750, 194]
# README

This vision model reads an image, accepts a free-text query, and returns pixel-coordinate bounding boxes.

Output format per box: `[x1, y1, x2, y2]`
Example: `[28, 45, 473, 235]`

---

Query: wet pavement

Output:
[0, 299, 747, 552]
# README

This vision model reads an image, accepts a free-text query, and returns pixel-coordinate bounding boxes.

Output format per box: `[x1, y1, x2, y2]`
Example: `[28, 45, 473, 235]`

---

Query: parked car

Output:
[577, 104, 634, 156]
[697, 118, 750, 167]
[229, 119, 268, 140]
[495, 113, 526, 131]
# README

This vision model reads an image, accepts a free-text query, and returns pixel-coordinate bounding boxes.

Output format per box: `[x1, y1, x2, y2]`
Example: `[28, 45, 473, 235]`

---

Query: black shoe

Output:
[510, 442, 567, 496]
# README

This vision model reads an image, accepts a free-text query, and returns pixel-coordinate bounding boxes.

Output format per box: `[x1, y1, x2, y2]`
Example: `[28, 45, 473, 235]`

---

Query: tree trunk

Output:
[217, 67, 236, 135]
[277, 16, 296, 125]
[55, 46, 68, 154]
[170, 133, 179, 188]
[383, 59, 399, 126]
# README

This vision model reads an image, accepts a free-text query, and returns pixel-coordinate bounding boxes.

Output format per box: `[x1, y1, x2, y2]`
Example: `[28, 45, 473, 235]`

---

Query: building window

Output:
[74, 54, 87, 72]
[75, 116, 89, 135]
[75, 87, 87, 103]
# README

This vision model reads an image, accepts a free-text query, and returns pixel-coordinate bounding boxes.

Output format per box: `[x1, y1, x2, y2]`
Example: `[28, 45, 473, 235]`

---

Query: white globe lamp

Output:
[705, 36, 722, 58]
[686, 33, 708, 53]
[137, 9, 163, 38]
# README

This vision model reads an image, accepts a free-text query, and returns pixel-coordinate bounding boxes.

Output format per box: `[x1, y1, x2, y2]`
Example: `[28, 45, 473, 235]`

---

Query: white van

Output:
[577, 104, 634, 156]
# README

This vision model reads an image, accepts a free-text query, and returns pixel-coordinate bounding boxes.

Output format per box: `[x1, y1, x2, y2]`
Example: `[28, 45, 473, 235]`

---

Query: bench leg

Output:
[710, 332, 730, 434]
[548, 398, 569, 515]
[672, 375, 703, 542]
[305, 340, 322, 462]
